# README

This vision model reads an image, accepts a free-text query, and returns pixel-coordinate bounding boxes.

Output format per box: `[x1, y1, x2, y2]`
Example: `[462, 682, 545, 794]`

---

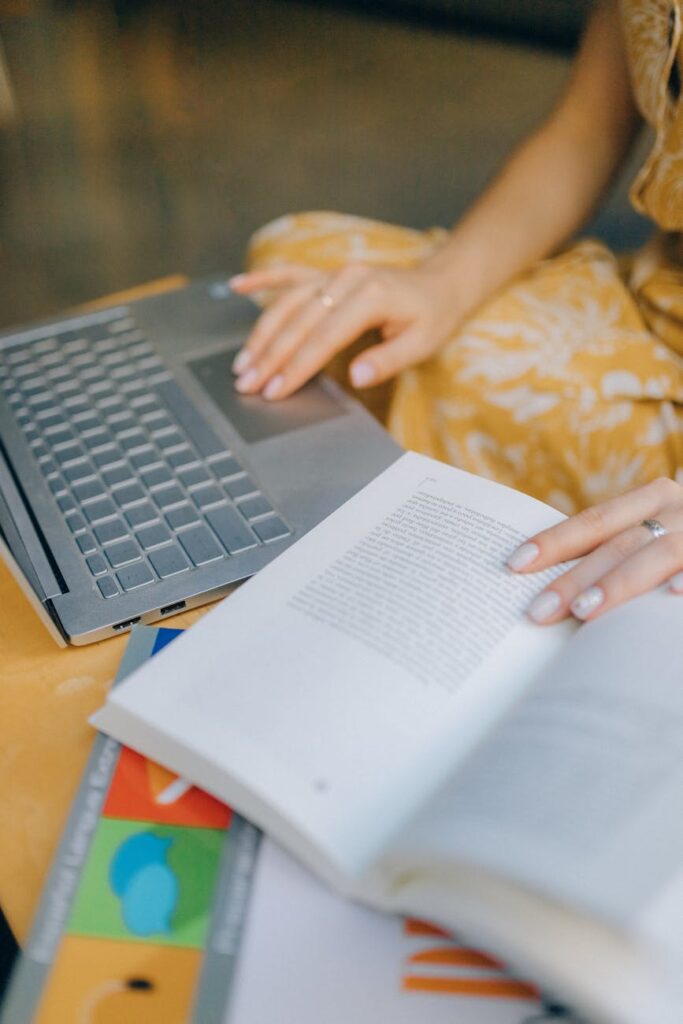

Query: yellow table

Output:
[0, 278, 213, 944]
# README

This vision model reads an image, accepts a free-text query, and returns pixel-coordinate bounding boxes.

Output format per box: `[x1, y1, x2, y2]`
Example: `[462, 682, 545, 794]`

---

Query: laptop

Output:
[0, 278, 400, 645]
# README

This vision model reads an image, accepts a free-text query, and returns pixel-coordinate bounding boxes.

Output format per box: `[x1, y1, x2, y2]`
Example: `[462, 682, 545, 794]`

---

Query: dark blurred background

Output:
[0, 0, 650, 333]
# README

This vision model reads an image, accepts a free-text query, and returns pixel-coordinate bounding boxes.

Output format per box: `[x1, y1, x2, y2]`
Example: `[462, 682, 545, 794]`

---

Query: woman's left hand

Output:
[507, 477, 683, 623]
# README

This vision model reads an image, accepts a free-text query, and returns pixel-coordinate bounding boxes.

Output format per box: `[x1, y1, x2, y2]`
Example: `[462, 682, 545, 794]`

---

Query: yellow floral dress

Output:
[246, 0, 683, 513]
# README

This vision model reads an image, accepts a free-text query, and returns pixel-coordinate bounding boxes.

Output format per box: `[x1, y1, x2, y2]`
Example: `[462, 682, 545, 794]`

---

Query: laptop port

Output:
[159, 601, 186, 616]
[112, 616, 141, 631]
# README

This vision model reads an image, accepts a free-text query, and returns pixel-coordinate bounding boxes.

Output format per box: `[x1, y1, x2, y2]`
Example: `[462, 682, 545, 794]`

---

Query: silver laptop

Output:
[0, 278, 400, 645]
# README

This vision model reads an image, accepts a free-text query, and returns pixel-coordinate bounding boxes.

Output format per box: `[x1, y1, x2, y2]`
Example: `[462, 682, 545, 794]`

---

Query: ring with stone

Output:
[641, 518, 668, 539]
[317, 289, 336, 310]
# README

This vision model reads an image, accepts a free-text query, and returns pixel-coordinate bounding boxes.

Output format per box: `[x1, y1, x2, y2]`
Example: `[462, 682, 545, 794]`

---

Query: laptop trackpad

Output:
[186, 350, 346, 444]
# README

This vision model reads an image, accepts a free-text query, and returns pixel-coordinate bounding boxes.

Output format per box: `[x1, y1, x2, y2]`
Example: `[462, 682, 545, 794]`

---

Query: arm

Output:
[231, 0, 641, 399]
[422, 0, 641, 323]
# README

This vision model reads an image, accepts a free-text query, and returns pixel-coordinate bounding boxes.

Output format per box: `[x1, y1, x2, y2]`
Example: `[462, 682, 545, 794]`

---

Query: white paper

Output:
[92, 452, 570, 882]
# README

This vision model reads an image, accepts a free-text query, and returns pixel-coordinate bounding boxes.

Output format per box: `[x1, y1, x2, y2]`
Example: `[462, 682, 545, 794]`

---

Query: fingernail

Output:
[570, 586, 605, 620]
[528, 590, 562, 624]
[508, 542, 540, 572]
[350, 361, 376, 388]
[229, 273, 248, 287]
[235, 368, 259, 393]
[263, 374, 284, 400]
[232, 349, 252, 374]
[670, 571, 683, 593]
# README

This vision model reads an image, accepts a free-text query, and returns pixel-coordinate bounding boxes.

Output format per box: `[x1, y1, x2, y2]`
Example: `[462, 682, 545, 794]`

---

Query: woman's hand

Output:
[507, 477, 683, 623]
[228, 260, 464, 400]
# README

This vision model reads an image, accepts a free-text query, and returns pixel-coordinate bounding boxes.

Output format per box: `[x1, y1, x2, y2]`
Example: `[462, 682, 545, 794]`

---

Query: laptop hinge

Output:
[0, 445, 64, 601]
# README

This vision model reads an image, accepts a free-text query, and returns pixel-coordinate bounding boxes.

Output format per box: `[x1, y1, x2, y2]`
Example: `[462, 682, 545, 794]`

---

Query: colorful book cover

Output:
[0, 628, 574, 1024]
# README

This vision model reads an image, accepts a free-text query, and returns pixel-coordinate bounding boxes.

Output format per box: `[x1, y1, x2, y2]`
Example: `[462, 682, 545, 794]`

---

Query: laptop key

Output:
[136, 523, 172, 550]
[102, 463, 134, 487]
[46, 427, 76, 448]
[73, 413, 103, 434]
[177, 464, 211, 489]
[92, 447, 123, 470]
[97, 576, 119, 599]
[225, 475, 258, 500]
[104, 540, 141, 568]
[153, 484, 185, 509]
[57, 494, 77, 514]
[167, 447, 196, 470]
[210, 455, 244, 480]
[73, 478, 106, 503]
[140, 465, 173, 489]
[32, 443, 50, 462]
[149, 545, 190, 579]
[48, 476, 67, 496]
[76, 532, 97, 555]
[179, 524, 223, 565]
[55, 443, 86, 466]
[64, 459, 96, 484]
[83, 429, 113, 451]
[117, 562, 155, 591]
[113, 482, 146, 507]
[129, 447, 160, 471]
[193, 484, 224, 509]
[154, 379, 225, 457]
[238, 494, 274, 520]
[155, 429, 185, 450]
[253, 517, 291, 544]
[119, 430, 148, 452]
[109, 414, 137, 434]
[65, 512, 87, 534]
[165, 504, 199, 530]
[84, 497, 117, 523]
[124, 502, 158, 528]
[86, 554, 108, 577]
[94, 518, 128, 545]
[205, 505, 258, 554]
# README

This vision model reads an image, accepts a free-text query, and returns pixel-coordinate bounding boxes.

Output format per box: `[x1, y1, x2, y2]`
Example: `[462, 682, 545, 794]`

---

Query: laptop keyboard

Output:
[0, 315, 291, 599]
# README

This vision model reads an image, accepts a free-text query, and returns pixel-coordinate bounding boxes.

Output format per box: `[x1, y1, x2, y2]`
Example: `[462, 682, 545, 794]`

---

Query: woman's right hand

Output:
[228, 258, 465, 400]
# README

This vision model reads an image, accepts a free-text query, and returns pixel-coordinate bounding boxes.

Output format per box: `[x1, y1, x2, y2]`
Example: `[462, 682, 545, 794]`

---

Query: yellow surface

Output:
[33, 935, 202, 1023]
[0, 278, 211, 944]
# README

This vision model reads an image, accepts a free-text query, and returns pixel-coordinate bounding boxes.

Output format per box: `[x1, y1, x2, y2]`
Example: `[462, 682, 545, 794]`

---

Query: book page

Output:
[92, 452, 571, 884]
[227, 839, 543, 1024]
[387, 590, 683, 937]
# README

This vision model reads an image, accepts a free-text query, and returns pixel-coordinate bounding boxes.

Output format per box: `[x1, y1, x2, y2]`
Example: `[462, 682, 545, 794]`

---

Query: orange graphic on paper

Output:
[102, 748, 232, 829]
[401, 919, 540, 1003]
[34, 935, 201, 1024]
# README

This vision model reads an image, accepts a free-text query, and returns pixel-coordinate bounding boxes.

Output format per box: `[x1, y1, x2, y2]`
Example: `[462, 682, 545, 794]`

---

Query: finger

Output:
[526, 523, 651, 624]
[233, 282, 319, 385]
[244, 273, 367, 396]
[507, 476, 681, 573]
[349, 328, 433, 388]
[229, 266, 321, 293]
[568, 530, 683, 621]
[259, 283, 389, 399]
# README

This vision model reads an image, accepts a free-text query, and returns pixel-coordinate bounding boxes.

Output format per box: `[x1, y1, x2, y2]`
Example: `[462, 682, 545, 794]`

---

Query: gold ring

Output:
[318, 290, 335, 310]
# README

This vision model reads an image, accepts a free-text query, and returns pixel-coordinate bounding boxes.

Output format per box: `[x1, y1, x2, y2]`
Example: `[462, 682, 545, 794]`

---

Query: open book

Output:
[92, 452, 683, 1024]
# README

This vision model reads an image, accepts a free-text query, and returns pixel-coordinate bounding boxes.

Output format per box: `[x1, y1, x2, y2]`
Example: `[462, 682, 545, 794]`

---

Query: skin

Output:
[230, 0, 683, 621]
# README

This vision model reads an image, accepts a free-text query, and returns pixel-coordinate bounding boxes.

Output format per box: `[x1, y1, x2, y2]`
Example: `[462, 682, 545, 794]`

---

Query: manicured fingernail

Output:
[235, 368, 259, 393]
[350, 361, 376, 388]
[508, 542, 540, 572]
[670, 571, 683, 593]
[229, 273, 248, 287]
[570, 586, 604, 620]
[232, 349, 252, 374]
[528, 590, 562, 624]
[263, 374, 284, 400]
